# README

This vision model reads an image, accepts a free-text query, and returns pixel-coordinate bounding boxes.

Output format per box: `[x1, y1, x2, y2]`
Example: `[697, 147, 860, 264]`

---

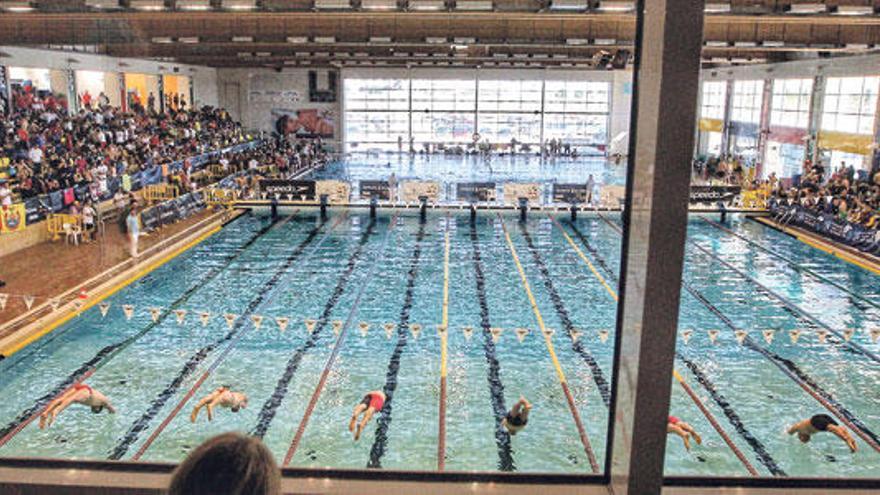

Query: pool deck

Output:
[0, 208, 240, 357]
[752, 216, 880, 276]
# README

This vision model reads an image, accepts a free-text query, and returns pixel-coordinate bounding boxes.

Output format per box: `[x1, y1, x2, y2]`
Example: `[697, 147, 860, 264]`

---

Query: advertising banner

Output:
[771, 203, 880, 254]
[401, 181, 440, 202]
[689, 185, 742, 205]
[457, 182, 496, 202]
[359, 180, 390, 201]
[0, 203, 26, 233]
[316, 180, 350, 204]
[503, 183, 541, 206]
[552, 183, 589, 204]
[260, 179, 316, 200]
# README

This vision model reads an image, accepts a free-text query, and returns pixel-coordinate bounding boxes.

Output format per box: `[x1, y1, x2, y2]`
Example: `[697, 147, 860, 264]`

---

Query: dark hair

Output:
[168, 433, 280, 495]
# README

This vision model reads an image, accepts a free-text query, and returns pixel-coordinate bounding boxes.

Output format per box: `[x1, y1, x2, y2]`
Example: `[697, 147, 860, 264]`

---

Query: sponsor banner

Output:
[689, 185, 741, 205]
[0, 203, 26, 233]
[260, 179, 316, 200]
[316, 180, 350, 204]
[401, 181, 440, 202]
[503, 183, 541, 206]
[552, 183, 588, 204]
[771, 203, 880, 254]
[457, 182, 496, 202]
[359, 180, 390, 201]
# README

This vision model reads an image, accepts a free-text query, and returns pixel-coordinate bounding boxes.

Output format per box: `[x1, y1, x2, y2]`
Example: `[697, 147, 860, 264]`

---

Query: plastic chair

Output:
[63, 223, 83, 246]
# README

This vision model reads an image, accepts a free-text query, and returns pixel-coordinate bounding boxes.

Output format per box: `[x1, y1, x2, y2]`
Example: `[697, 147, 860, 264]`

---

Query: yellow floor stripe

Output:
[1, 224, 223, 357]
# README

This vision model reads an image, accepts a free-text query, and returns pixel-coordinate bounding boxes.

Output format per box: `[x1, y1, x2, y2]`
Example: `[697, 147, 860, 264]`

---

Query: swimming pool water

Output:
[0, 210, 878, 479]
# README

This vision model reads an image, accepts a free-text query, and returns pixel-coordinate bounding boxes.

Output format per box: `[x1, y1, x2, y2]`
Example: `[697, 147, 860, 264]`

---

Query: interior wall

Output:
[217, 68, 341, 139]
[0, 46, 218, 108]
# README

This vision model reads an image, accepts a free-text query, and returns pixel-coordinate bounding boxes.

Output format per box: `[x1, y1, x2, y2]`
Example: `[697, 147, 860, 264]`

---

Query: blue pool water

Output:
[0, 209, 878, 478]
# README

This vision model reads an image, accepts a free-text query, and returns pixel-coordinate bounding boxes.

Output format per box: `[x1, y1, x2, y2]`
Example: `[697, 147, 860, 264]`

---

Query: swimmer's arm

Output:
[104, 401, 116, 414]
[787, 421, 805, 435]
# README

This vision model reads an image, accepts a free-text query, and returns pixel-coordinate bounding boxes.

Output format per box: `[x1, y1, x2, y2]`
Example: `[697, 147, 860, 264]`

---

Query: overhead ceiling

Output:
[0, 1, 879, 68]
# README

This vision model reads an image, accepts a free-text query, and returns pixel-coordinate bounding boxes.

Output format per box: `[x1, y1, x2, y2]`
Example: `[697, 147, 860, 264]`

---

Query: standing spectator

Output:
[126, 206, 140, 258]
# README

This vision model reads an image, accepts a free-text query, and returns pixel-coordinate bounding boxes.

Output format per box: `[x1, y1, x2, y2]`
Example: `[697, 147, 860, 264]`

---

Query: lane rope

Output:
[438, 214, 451, 470]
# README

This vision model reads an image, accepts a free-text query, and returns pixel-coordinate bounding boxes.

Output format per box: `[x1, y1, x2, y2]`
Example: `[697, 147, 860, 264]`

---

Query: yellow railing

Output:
[142, 184, 179, 205]
[46, 214, 82, 241]
[204, 188, 238, 209]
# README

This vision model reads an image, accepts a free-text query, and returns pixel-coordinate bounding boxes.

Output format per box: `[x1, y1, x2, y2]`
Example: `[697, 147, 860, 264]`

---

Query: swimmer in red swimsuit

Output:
[667, 415, 701, 451]
[39, 383, 115, 429]
[348, 390, 386, 441]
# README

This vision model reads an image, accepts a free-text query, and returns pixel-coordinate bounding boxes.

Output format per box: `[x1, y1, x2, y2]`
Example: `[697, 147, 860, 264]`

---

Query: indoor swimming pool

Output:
[0, 210, 878, 478]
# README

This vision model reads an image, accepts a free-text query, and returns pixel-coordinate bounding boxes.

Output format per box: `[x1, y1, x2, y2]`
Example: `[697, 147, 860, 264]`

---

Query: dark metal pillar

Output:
[609, 0, 705, 493]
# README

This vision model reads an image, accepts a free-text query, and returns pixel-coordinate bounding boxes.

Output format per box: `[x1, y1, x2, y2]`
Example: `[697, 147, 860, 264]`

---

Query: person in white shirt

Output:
[0, 180, 12, 207]
[28, 146, 43, 165]
[82, 201, 97, 241]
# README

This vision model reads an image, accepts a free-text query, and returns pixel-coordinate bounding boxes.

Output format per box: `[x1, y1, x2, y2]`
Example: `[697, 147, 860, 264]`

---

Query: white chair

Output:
[63, 223, 83, 246]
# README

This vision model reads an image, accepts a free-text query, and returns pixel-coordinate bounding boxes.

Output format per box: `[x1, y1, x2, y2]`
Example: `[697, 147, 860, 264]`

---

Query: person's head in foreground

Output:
[168, 432, 280, 495]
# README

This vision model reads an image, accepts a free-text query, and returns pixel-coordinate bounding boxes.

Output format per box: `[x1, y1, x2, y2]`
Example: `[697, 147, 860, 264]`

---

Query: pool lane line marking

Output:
[672, 369, 760, 476]
[565, 221, 618, 282]
[0, 216, 227, 358]
[676, 352, 787, 476]
[497, 214, 600, 473]
[367, 220, 429, 469]
[754, 217, 880, 277]
[596, 212, 623, 235]
[128, 213, 346, 461]
[558, 215, 784, 475]
[281, 213, 398, 466]
[548, 215, 617, 303]
[469, 220, 516, 472]
[701, 216, 880, 313]
[249, 215, 380, 440]
[690, 241, 880, 365]
[0, 214, 291, 449]
[522, 220, 611, 407]
[438, 214, 450, 471]
[110, 214, 337, 460]
[683, 283, 880, 455]
[0, 211, 233, 341]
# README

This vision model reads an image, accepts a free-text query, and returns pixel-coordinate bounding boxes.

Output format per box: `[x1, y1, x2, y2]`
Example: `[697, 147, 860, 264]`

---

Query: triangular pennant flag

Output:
[332, 320, 343, 336]
[50, 297, 61, 311]
[199, 311, 211, 327]
[305, 319, 317, 334]
[22, 295, 35, 310]
[598, 329, 609, 343]
[681, 329, 693, 345]
[251, 314, 263, 329]
[276, 317, 289, 332]
[149, 307, 162, 322]
[843, 328, 855, 342]
[490, 327, 503, 343]
[542, 327, 555, 339]
[762, 329, 775, 344]
[174, 309, 188, 325]
[514, 327, 529, 343]
[99, 302, 111, 317]
[707, 329, 719, 344]
[734, 330, 748, 345]
[0, 293, 7, 310]
[359, 322, 370, 337]
[383, 322, 396, 339]
[817, 329, 829, 344]
[462, 326, 474, 341]
[122, 304, 134, 320]
[224, 313, 237, 329]
[870, 328, 880, 343]
[789, 329, 802, 344]
[409, 323, 422, 339]
[436, 324, 447, 337]
[569, 328, 582, 342]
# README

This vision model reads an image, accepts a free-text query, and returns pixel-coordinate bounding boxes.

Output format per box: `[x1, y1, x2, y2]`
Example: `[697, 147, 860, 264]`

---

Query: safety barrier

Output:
[204, 188, 239, 209]
[142, 184, 179, 205]
[45, 213, 82, 241]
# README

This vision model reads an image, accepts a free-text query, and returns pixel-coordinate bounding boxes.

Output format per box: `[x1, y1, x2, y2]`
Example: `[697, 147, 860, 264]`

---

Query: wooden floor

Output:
[0, 211, 213, 328]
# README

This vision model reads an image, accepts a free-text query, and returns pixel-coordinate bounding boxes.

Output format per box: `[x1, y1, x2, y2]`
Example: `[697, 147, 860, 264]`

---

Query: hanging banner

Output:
[770, 203, 880, 255]
[457, 182, 496, 202]
[316, 180, 350, 204]
[260, 179, 316, 200]
[503, 183, 541, 206]
[552, 184, 589, 204]
[817, 131, 873, 156]
[359, 180, 390, 201]
[698, 118, 723, 133]
[401, 181, 440, 203]
[0, 203, 27, 233]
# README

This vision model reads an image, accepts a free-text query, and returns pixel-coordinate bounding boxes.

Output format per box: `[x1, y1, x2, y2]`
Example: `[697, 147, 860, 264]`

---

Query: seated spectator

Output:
[168, 432, 280, 495]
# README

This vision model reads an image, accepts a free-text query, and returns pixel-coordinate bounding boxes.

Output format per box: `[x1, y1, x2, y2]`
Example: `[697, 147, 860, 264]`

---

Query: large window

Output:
[821, 76, 879, 135]
[700, 81, 727, 120]
[770, 78, 813, 128]
[730, 80, 763, 124]
[343, 73, 611, 152]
